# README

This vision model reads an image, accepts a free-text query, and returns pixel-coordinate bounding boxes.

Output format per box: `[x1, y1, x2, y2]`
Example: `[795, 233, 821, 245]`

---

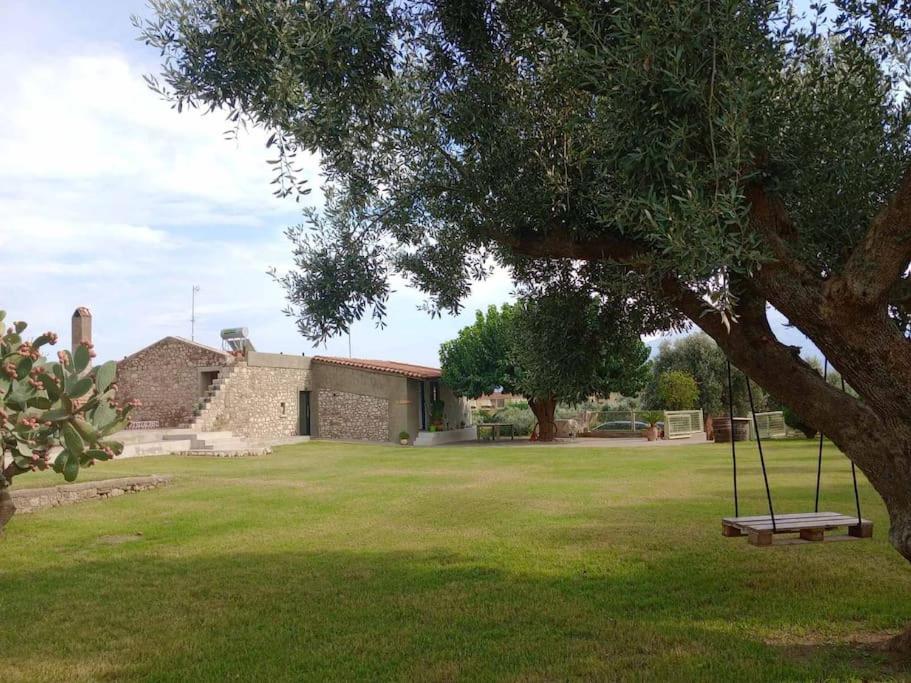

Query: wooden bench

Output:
[722, 511, 873, 547]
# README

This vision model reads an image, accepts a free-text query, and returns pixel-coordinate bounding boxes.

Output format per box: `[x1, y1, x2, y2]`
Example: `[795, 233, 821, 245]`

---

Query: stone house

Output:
[116, 337, 231, 427]
[116, 335, 471, 444]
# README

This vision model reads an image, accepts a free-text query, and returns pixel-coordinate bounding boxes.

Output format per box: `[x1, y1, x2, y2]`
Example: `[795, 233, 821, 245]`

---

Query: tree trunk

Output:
[659, 273, 911, 651]
[529, 396, 557, 442]
[510, 183, 911, 650]
[0, 487, 15, 533]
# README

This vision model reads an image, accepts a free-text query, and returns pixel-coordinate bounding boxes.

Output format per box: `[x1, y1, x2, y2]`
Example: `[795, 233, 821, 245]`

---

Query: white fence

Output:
[664, 410, 704, 439]
[749, 411, 787, 439]
[580, 408, 704, 439]
[581, 410, 650, 433]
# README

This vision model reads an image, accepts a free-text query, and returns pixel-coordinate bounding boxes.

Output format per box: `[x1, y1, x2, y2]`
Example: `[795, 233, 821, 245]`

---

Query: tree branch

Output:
[504, 225, 647, 265]
[745, 183, 818, 285]
[655, 274, 884, 465]
[830, 166, 911, 307]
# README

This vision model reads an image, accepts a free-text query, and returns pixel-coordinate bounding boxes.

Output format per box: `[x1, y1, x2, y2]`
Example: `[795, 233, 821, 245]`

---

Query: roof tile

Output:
[313, 355, 441, 380]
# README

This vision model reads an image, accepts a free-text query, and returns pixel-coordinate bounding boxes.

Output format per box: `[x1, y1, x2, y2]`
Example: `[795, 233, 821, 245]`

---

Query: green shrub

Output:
[656, 370, 699, 410]
[480, 405, 536, 436]
[398, 430, 410, 441]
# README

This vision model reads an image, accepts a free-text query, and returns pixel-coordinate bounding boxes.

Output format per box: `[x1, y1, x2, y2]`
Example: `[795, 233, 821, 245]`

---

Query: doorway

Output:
[298, 391, 311, 436]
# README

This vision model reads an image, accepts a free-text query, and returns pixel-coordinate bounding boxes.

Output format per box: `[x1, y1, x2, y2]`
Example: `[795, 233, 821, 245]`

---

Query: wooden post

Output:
[848, 521, 873, 538]
[799, 528, 824, 542]
[722, 523, 743, 537]
[748, 530, 773, 547]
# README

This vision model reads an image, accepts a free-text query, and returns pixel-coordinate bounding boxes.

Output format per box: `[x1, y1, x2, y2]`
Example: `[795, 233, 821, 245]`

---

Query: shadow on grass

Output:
[0, 546, 904, 682]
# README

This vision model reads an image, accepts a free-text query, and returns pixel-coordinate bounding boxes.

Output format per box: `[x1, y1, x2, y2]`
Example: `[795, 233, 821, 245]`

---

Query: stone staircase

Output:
[113, 364, 265, 458]
[179, 364, 269, 456]
[182, 364, 238, 430]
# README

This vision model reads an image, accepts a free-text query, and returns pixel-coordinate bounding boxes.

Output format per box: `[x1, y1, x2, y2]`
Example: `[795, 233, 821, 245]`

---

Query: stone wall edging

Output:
[9, 475, 172, 514]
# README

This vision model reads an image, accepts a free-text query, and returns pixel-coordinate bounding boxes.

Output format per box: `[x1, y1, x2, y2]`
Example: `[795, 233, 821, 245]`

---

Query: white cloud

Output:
[0, 50, 321, 225]
[0, 44, 522, 367]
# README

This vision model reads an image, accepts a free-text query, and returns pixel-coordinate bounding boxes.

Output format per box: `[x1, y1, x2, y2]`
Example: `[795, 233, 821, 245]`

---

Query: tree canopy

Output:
[137, 0, 911, 338]
[440, 291, 650, 439]
[655, 370, 700, 412]
[642, 334, 769, 416]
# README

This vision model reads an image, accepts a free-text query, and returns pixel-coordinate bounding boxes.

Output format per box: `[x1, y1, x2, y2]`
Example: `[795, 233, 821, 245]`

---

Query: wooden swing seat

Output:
[722, 511, 873, 547]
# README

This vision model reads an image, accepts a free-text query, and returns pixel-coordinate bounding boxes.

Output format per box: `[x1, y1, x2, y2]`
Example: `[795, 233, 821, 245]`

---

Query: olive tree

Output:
[440, 291, 651, 440]
[137, 1, 911, 648]
[642, 334, 769, 417]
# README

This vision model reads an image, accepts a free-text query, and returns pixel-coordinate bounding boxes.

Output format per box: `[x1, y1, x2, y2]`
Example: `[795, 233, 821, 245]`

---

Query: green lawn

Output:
[1, 440, 909, 681]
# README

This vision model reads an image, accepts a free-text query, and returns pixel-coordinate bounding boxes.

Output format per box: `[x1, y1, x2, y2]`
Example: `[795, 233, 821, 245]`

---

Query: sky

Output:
[0, 1, 819, 366]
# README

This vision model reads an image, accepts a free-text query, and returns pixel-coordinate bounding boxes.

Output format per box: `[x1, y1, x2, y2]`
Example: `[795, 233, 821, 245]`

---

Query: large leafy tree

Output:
[440, 292, 650, 440]
[642, 334, 770, 417]
[138, 0, 911, 645]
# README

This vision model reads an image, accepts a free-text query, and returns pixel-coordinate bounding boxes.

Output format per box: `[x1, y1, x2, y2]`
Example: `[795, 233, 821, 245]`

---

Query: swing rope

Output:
[726, 360, 776, 529]
[845, 376, 863, 526]
[745, 373, 777, 531]
[813, 361, 863, 525]
[726, 359, 739, 517]
[814, 359, 828, 513]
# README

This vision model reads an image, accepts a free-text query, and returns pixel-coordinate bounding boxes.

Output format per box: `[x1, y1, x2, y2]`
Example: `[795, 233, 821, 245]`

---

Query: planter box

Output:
[414, 426, 477, 447]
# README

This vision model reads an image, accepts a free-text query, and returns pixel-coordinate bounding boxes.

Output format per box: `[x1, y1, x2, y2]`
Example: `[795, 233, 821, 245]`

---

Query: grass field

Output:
[2, 439, 910, 681]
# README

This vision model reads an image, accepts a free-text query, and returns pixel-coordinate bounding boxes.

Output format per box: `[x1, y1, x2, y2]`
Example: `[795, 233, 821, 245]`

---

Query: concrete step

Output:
[116, 429, 176, 445]
[197, 440, 255, 450]
[121, 439, 192, 458]
[163, 430, 234, 441]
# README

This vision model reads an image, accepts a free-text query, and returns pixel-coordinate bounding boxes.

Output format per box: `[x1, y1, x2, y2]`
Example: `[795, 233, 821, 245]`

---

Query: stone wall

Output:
[117, 337, 229, 427]
[10, 475, 172, 514]
[317, 389, 389, 441]
[310, 362, 408, 442]
[193, 353, 311, 440]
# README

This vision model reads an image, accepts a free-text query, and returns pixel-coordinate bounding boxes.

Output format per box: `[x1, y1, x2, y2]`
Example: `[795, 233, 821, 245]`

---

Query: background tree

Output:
[0, 312, 133, 530]
[440, 291, 651, 441]
[439, 305, 516, 400]
[655, 371, 699, 411]
[138, 1, 911, 646]
[641, 334, 770, 418]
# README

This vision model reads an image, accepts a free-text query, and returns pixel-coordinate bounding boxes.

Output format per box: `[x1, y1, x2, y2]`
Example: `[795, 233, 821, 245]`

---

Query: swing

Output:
[720, 360, 873, 547]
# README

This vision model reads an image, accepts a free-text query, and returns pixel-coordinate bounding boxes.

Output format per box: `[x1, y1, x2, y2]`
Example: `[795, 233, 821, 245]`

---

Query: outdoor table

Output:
[477, 423, 515, 441]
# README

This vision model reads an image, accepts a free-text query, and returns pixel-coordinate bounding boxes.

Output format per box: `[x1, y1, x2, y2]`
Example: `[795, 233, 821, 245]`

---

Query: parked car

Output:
[593, 420, 664, 432]
[594, 420, 646, 431]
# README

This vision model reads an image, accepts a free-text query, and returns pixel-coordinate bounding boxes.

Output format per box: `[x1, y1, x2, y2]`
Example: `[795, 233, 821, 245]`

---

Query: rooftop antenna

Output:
[191, 285, 200, 341]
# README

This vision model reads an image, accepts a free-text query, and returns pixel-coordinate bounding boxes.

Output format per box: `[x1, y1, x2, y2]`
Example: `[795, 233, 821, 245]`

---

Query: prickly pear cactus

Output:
[0, 310, 134, 527]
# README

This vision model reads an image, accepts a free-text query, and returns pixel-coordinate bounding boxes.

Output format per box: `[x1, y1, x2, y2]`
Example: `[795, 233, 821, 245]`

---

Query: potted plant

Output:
[640, 411, 663, 441]
[399, 430, 410, 445]
[430, 399, 445, 430]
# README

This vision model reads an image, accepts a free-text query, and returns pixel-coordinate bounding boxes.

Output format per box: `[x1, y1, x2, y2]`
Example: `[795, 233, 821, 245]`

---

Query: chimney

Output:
[71, 306, 92, 355]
